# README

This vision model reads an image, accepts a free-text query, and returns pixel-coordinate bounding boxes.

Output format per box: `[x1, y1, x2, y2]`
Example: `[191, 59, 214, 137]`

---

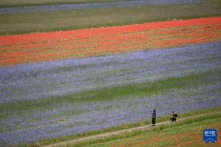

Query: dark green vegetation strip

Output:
[0, 1, 220, 35]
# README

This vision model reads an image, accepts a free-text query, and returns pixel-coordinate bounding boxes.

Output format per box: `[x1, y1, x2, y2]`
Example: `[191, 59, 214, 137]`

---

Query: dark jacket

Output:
[151, 111, 156, 118]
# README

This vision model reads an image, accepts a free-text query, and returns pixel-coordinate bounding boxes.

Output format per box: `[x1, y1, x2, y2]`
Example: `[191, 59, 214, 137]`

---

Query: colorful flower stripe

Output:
[0, 17, 221, 66]
[1, 42, 221, 145]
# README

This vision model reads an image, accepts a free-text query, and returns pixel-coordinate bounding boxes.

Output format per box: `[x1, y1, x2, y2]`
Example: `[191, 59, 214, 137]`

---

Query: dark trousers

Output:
[170, 117, 176, 122]
[152, 118, 156, 125]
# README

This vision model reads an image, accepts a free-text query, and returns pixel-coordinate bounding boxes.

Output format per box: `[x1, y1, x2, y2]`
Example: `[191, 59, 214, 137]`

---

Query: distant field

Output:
[0, 0, 205, 8]
[1, 17, 220, 66]
[0, 0, 205, 14]
[0, 0, 124, 7]
[0, 1, 220, 35]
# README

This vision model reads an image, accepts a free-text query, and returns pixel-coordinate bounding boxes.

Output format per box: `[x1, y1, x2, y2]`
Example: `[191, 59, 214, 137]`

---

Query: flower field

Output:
[0, 2, 221, 144]
[0, 17, 220, 66]
[0, 41, 221, 145]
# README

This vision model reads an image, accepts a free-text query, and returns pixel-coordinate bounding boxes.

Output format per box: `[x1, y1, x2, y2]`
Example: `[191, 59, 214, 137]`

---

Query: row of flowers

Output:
[0, 16, 220, 145]
[0, 17, 220, 66]
[0, 42, 221, 145]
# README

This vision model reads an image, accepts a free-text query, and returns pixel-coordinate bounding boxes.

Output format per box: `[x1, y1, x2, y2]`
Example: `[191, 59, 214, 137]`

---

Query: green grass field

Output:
[29, 107, 221, 147]
[71, 109, 221, 147]
[0, 1, 221, 35]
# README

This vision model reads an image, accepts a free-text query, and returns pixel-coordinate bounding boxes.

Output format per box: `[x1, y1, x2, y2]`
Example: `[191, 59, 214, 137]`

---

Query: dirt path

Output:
[43, 112, 221, 147]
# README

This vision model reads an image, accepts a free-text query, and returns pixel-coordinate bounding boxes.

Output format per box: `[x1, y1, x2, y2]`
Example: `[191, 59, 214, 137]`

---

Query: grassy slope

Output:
[73, 110, 221, 147]
[0, 1, 221, 35]
[34, 107, 221, 146]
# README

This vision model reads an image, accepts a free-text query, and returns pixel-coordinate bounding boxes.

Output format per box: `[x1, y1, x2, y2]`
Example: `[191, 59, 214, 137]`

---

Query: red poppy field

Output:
[0, 17, 221, 66]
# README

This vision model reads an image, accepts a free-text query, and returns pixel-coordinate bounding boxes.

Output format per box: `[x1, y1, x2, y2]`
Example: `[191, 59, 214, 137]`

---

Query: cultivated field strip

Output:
[1, 17, 220, 66]
[0, 42, 221, 146]
[1, 42, 221, 103]
[1, 2, 220, 36]
[0, 0, 203, 14]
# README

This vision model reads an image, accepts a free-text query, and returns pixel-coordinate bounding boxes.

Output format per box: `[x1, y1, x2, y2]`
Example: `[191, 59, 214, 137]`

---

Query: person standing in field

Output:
[170, 110, 177, 122]
[151, 110, 156, 126]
